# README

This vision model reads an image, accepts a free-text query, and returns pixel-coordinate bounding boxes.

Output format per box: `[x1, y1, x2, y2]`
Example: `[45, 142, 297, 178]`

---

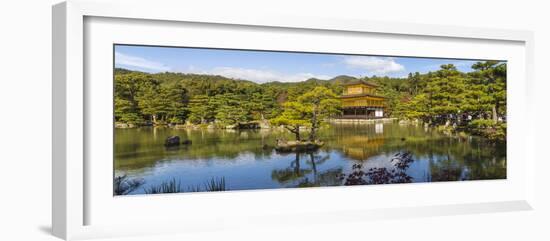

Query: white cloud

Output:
[343, 56, 405, 75]
[115, 52, 171, 72]
[197, 67, 333, 83]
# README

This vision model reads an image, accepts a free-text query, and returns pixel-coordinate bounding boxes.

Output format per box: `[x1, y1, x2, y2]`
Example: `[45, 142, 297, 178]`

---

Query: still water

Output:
[114, 122, 506, 195]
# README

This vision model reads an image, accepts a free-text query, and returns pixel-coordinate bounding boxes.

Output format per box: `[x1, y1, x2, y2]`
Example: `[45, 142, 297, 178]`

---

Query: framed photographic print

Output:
[52, 0, 535, 240]
[113, 44, 507, 194]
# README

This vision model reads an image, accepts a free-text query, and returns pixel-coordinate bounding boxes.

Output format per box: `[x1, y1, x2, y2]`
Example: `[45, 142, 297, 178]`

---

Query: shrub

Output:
[467, 119, 506, 140]
[119, 113, 143, 125]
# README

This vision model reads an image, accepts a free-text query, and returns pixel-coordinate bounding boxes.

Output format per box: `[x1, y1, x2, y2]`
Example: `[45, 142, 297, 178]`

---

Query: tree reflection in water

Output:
[272, 151, 416, 188]
[339, 152, 414, 185]
[271, 152, 343, 188]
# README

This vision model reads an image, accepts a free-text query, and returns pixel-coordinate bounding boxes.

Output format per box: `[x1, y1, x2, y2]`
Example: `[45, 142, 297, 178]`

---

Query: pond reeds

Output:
[143, 177, 227, 194]
[205, 177, 226, 191]
[144, 178, 183, 194]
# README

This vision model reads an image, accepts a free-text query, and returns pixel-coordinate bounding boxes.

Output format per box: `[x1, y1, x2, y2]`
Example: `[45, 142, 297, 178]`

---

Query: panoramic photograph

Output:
[113, 44, 507, 196]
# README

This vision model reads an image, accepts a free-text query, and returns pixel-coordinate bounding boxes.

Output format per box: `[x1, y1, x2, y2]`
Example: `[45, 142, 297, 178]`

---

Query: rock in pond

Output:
[164, 136, 180, 147]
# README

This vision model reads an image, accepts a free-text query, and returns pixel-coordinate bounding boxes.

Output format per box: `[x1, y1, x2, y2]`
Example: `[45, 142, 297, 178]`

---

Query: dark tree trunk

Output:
[295, 127, 301, 141]
[309, 129, 316, 142]
[294, 152, 300, 174]
[309, 153, 317, 183]
[285, 125, 301, 141]
[309, 108, 318, 141]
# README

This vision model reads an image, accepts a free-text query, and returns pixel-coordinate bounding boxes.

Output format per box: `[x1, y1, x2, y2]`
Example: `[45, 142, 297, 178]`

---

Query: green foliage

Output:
[248, 92, 277, 119]
[391, 62, 506, 127]
[402, 93, 431, 121]
[114, 72, 151, 123]
[187, 95, 213, 124]
[272, 86, 340, 141]
[160, 82, 188, 123]
[214, 94, 250, 124]
[361, 61, 506, 140]
[115, 72, 189, 125]
[271, 101, 311, 140]
[135, 79, 164, 122]
[468, 119, 496, 129]
[467, 119, 506, 140]
[470, 61, 507, 121]
[115, 70, 295, 126]
[298, 86, 341, 140]
[418, 64, 467, 124]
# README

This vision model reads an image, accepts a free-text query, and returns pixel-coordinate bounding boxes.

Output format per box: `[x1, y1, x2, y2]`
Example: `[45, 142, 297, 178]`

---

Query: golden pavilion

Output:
[339, 80, 385, 119]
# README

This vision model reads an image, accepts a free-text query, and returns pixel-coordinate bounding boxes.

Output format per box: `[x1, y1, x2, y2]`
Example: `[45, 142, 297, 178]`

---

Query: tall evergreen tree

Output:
[471, 61, 506, 122]
[187, 95, 213, 124]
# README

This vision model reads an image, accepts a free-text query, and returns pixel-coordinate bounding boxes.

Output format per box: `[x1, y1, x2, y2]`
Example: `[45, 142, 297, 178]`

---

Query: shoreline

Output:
[115, 117, 399, 129]
[115, 118, 505, 142]
[328, 117, 398, 124]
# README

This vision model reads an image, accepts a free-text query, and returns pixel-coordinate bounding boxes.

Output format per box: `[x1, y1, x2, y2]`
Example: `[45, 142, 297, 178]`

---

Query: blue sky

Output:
[115, 45, 496, 83]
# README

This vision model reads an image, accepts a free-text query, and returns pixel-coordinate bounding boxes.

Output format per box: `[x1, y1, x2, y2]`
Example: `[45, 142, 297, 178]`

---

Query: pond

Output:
[114, 121, 506, 195]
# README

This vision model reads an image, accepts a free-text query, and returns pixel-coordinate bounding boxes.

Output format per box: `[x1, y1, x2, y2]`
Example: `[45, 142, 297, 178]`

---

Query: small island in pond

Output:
[113, 45, 506, 196]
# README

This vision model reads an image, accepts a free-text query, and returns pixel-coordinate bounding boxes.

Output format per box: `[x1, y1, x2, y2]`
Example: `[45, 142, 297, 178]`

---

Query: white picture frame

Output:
[52, 0, 536, 240]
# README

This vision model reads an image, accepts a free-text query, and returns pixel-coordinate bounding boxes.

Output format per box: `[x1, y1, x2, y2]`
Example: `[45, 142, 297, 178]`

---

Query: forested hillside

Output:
[114, 68, 355, 125]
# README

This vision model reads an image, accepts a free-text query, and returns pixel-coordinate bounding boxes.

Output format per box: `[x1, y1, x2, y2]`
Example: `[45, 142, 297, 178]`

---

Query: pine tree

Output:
[187, 95, 212, 124]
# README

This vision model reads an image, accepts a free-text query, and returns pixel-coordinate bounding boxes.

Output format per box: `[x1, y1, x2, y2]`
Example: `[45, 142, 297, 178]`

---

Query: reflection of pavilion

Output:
[341, 136, 385, 161]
